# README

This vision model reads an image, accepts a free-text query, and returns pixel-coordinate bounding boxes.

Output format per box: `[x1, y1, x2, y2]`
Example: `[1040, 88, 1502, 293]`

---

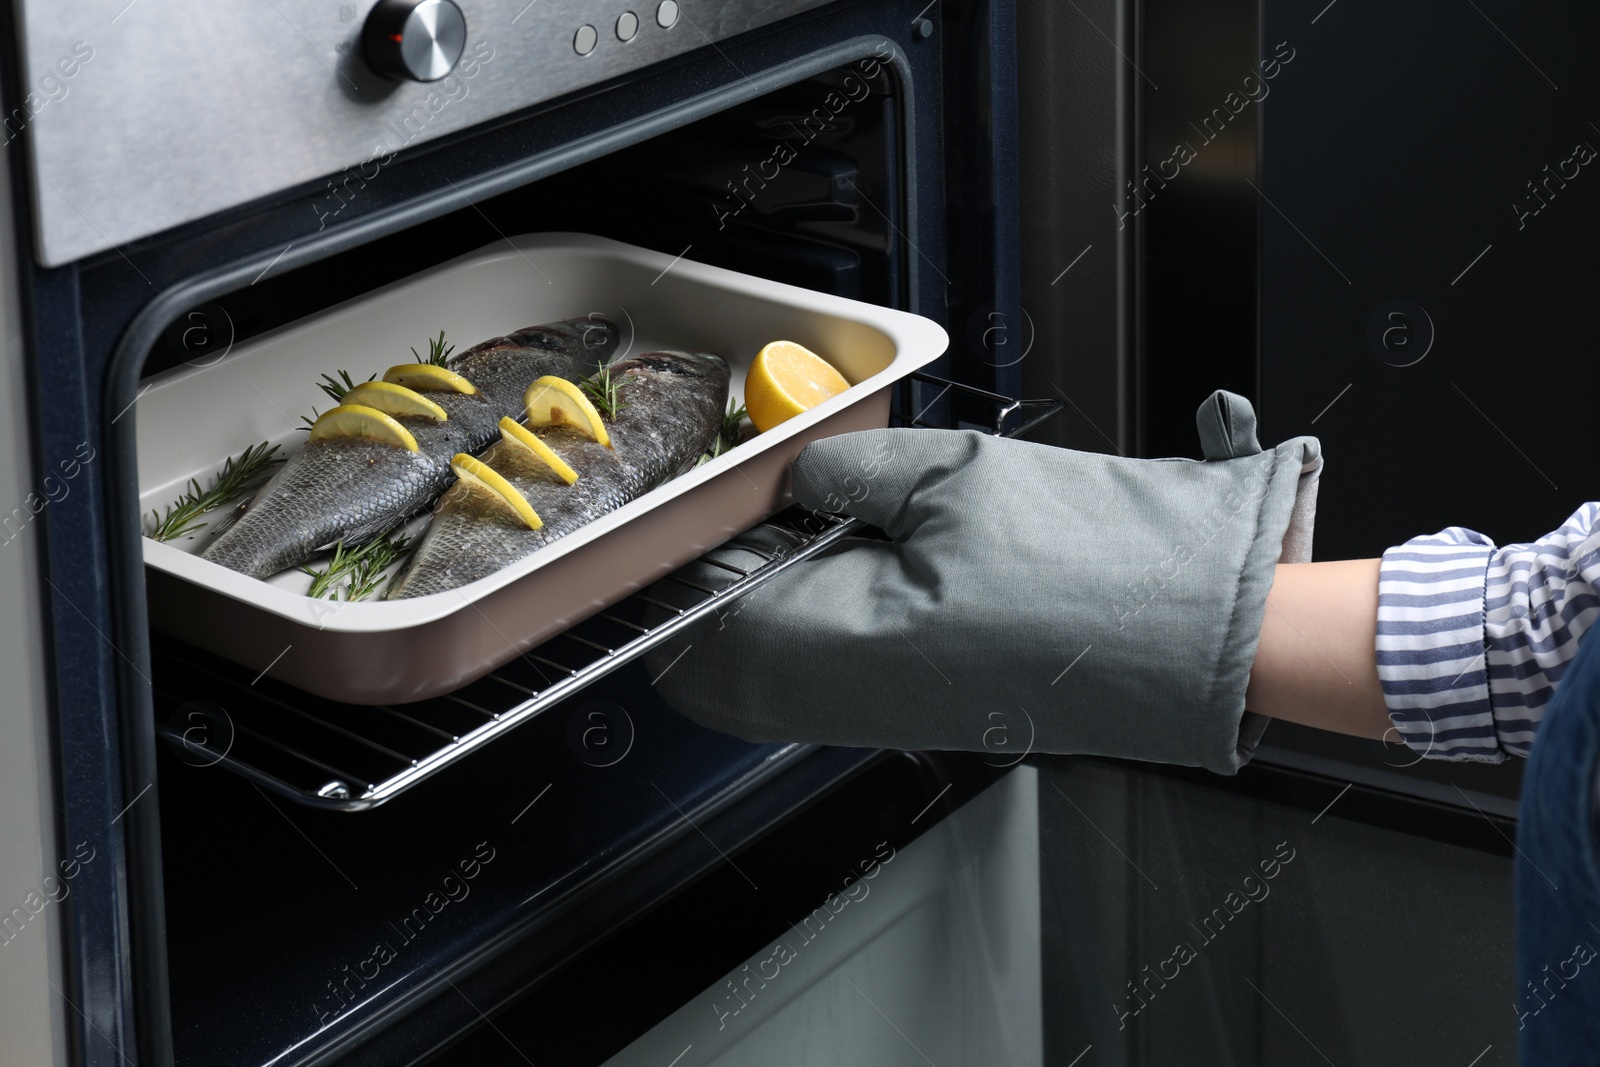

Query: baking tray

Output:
[138, 233, 948, 704]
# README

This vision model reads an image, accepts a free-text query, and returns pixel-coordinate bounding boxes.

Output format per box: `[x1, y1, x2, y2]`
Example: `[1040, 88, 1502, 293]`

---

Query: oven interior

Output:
[138, 59, 1007, 1067]
[138, 68, 905, 381]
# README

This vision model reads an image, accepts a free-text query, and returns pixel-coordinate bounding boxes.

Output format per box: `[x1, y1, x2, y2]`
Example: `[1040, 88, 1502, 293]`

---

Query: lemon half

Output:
[523, 376, 611, 448]
[342, 381, 449, 421]
[498, 417, 579, 484]
[307, 404, 420, 451]
[382, 364, 478, 395]
[449, 453, 543, 530]
[744, 341, 850, 433]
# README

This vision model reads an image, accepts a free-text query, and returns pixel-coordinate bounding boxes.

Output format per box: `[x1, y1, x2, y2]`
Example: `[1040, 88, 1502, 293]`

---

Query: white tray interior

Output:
[137, 233, 947, 632]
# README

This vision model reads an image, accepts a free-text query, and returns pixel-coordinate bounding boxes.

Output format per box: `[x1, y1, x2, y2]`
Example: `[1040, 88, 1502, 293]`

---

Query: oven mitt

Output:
[647, 390, 1322, 774]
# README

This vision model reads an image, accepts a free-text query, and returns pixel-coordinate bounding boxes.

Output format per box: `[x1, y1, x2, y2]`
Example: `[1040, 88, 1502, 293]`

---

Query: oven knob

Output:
[363, 0, 468, 83]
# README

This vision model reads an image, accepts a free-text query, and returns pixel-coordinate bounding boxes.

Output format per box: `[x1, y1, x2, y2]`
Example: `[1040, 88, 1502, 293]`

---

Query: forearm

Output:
[1245, 559, 1392, 740]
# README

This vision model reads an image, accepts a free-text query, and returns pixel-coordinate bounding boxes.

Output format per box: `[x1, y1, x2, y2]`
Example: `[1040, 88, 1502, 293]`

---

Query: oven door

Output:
[1012, 0, 1528, 1062]
[10, 2, 1032, 1065]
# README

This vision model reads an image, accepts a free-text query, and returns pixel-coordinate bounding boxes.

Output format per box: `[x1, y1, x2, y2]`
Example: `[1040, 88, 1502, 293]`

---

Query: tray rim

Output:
[139, 232, 949, 634]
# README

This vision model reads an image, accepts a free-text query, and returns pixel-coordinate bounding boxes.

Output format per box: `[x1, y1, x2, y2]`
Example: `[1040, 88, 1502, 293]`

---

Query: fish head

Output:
[628, 351, 731, 388]
[496, 316, 620, 362]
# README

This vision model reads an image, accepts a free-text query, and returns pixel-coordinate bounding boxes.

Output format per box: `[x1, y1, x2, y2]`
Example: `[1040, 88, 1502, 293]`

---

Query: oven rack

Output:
[150, 374, 1061, 811]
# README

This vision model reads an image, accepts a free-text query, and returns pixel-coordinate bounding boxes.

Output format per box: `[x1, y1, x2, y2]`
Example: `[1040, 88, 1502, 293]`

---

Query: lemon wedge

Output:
[307, 404, 420, 451]
[523, 376, 611, 448]
[449, 453, 543, 530]
[342, 381, 449, 421]
[498, 417, 579, 484]
[382, 364, 478, 395]
[743, 340, 850, 433]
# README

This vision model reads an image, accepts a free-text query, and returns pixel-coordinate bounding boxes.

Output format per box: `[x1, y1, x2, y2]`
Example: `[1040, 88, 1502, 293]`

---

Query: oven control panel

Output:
[17, 0, 835, 267]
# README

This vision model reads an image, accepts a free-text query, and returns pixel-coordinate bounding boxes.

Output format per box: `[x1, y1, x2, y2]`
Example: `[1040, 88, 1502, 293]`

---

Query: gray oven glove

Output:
[649, 390, 1322, 774]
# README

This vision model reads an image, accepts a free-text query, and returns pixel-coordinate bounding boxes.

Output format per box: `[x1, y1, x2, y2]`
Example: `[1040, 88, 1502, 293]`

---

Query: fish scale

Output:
[387, 351, 730, 600]
[201, 317, 618, 579]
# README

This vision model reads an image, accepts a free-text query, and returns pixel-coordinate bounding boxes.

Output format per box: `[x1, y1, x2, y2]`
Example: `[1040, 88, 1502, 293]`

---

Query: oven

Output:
[0, 2, 1050, 1065]
[2, 1, 1549, 1065]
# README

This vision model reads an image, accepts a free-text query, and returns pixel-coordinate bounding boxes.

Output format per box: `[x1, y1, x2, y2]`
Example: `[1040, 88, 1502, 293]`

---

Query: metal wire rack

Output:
[150, 373, 1061, 810]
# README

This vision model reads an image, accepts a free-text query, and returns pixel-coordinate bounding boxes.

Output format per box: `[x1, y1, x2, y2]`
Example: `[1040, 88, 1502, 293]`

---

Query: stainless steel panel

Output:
[0, 109, 68, 1067]
[17, 0, 833, 267]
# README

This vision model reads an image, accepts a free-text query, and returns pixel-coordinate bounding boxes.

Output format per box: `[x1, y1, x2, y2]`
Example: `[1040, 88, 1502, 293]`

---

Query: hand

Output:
[651, 391, 1322, 774]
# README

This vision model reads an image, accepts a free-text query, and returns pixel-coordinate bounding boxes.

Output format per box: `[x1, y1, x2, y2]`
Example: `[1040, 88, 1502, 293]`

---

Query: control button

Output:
[616, 11, 639, 40]
[574, 24, 598, 55]
[656, 1, 680, 29]
[363, 0, 467, 83]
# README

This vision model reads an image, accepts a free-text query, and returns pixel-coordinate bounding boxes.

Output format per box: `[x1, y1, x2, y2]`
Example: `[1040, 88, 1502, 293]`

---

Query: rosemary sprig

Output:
[147, 442, 283, 542]
[579, 361, 629, 419]
[412, 330, 454, 366]
[317, 369, 374, 403]
[347, 535, 410, 601]
[299, 529, 411, 601]
[298, 369, 378, 429]
[716, 399, 748, 454]
[698, 399, 749, 465]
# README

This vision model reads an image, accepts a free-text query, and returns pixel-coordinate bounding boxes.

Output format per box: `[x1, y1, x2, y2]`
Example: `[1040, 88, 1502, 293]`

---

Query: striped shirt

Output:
[1376, 503, 1600, 761]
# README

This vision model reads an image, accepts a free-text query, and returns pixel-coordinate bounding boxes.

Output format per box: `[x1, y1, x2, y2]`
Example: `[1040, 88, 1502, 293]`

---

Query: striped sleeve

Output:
[1375, 503, 1600, 761]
